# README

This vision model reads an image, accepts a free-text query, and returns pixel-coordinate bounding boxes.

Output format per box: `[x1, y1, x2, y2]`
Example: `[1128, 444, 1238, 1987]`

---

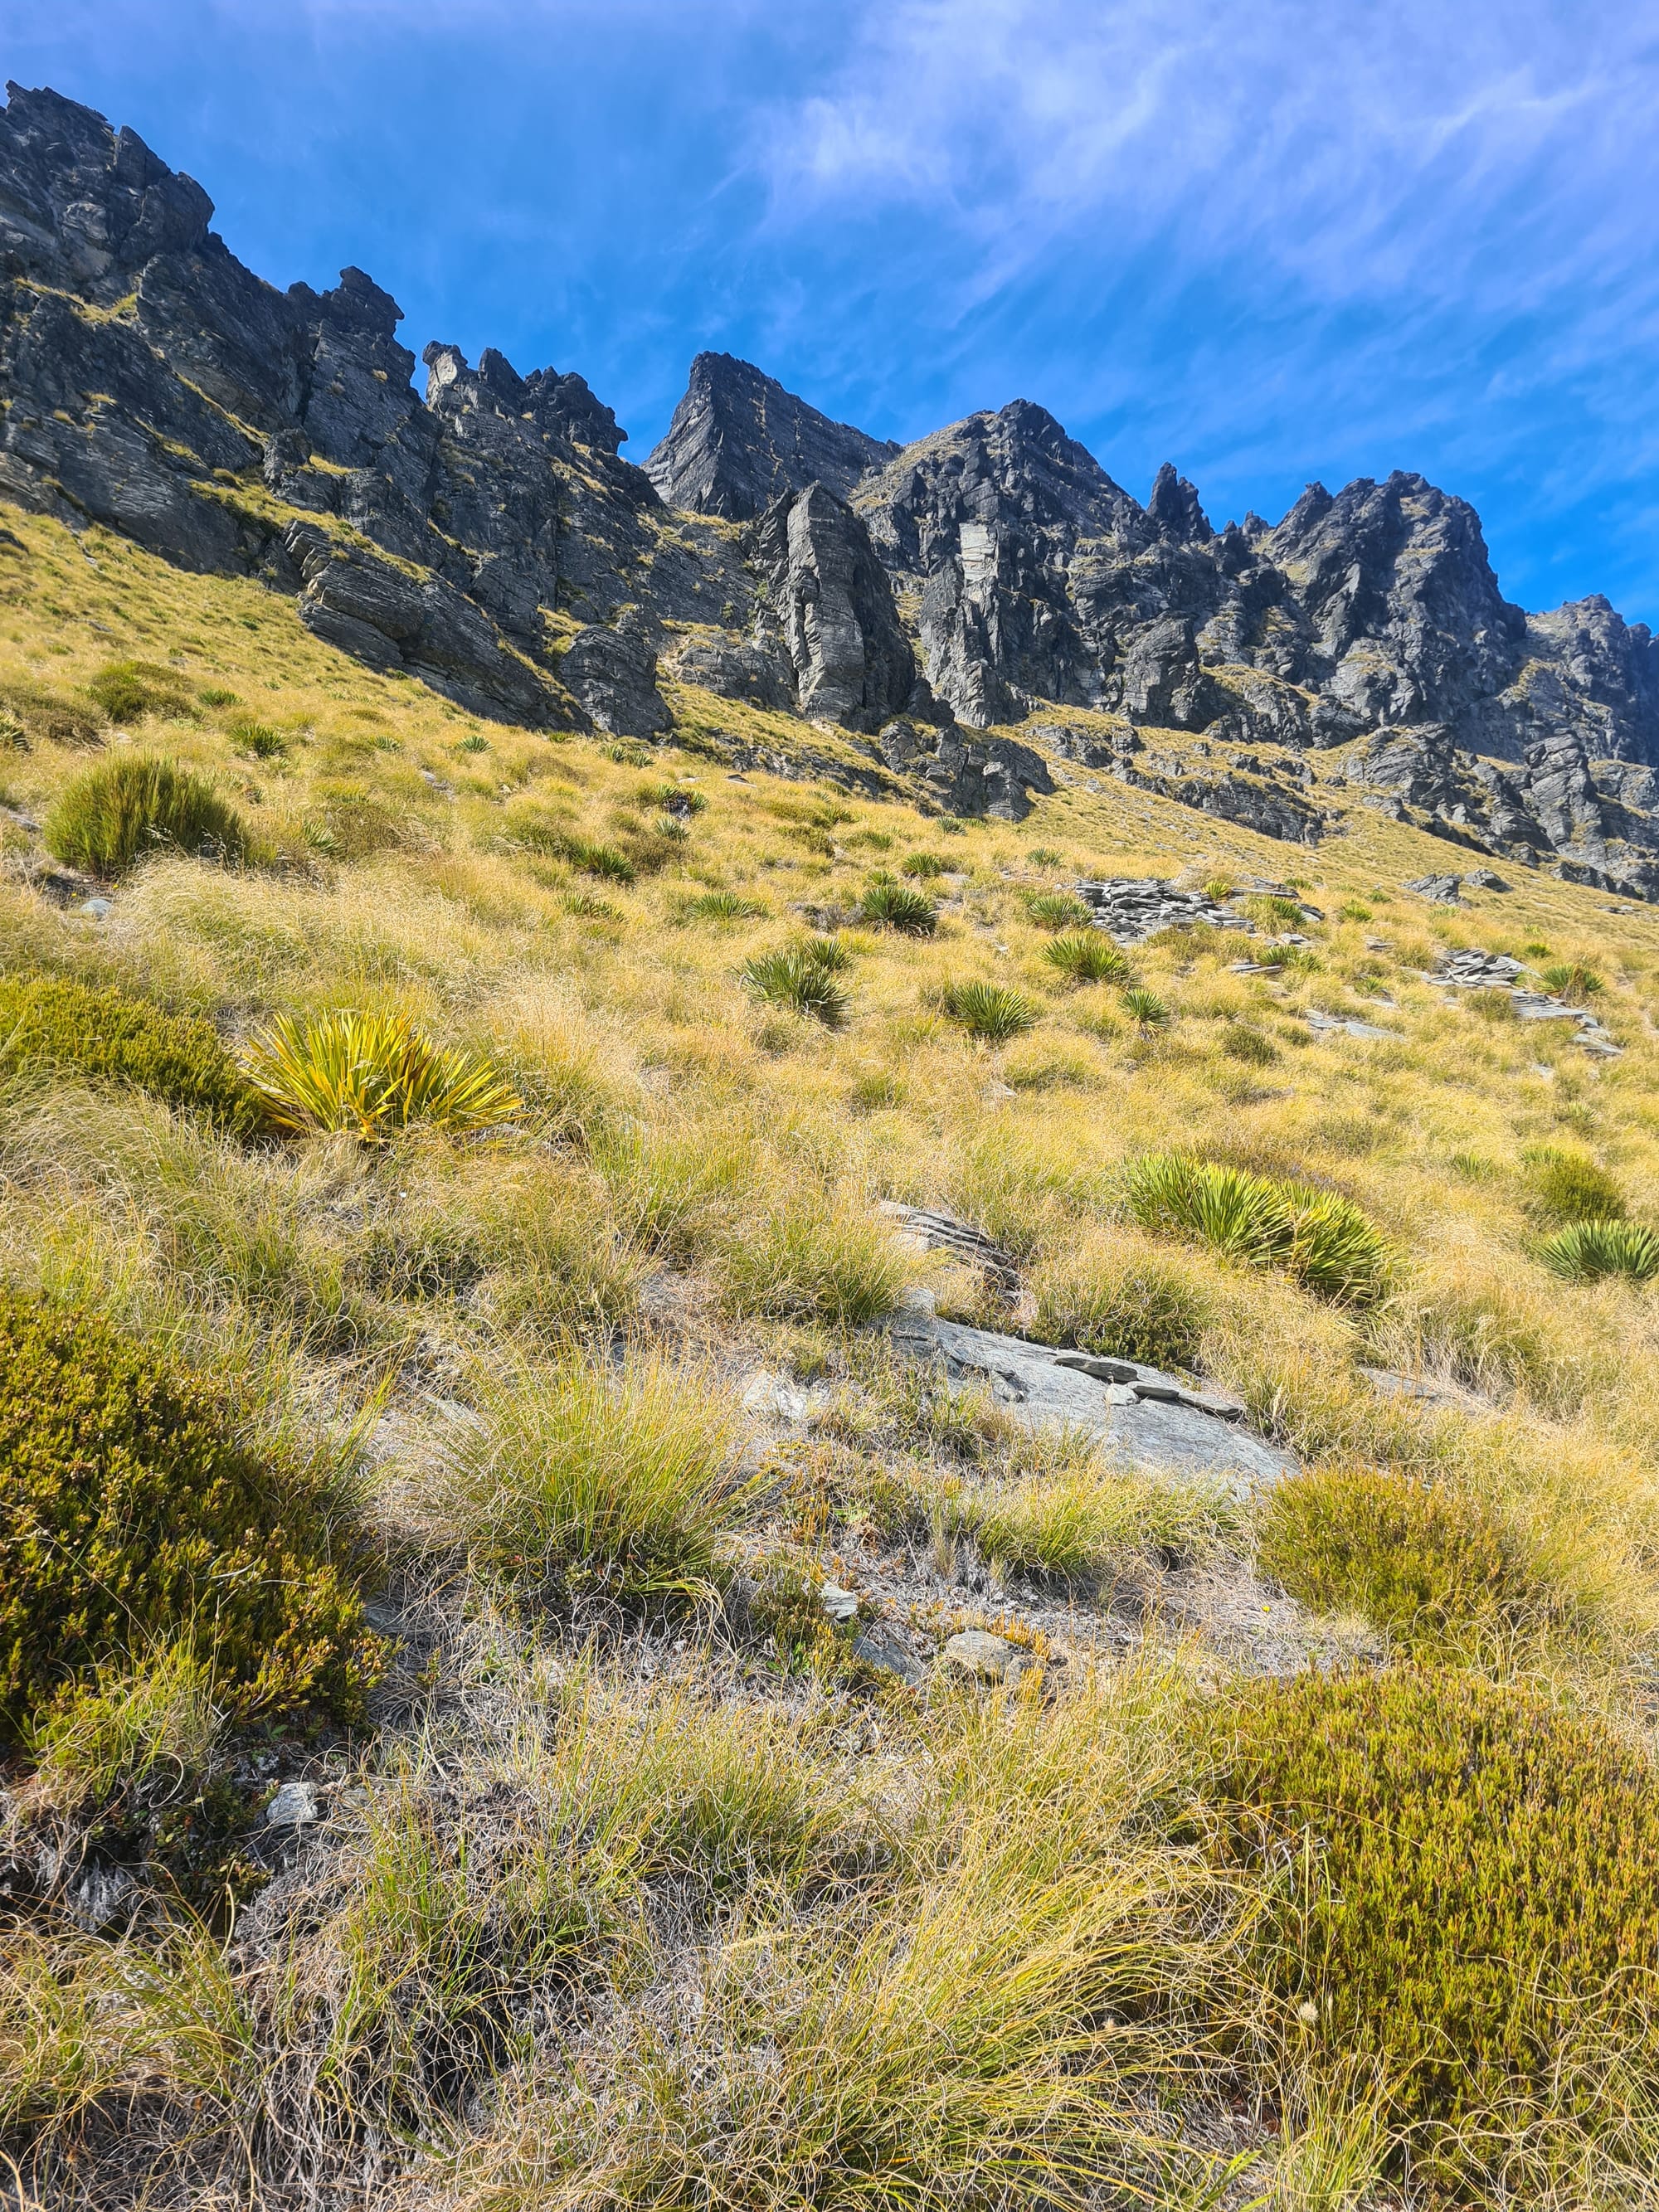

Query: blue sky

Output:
[7, 0, 1659, 622]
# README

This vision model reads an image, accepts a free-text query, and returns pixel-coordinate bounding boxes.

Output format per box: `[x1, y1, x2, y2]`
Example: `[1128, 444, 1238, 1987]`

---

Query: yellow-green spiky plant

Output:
[241, 1009, 522, 1143]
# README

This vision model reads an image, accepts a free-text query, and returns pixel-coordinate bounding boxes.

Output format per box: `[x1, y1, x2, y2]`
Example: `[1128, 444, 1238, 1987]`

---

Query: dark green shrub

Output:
[1220, 1022, 1277, 1066]
[46, 757, 249, 875]
[0, 971, 259, 1132]
[1258, 1466, 1541, 1655]
[859, 878, 938, 935]
[1523, 1146, 1626, 1223]
[1214, 1670, 1659, 2150]
[85, 659, 194, 725]
[0, 1292, 381, 1732]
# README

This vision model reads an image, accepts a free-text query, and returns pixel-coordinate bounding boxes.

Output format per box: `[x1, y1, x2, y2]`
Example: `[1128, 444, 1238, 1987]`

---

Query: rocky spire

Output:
[644, 352, 899, 519]
[1147, 462, 1212, 543]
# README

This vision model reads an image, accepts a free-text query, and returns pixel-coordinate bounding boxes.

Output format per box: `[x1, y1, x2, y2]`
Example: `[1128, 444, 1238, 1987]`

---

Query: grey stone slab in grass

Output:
[887, 1313, 1297, 1498]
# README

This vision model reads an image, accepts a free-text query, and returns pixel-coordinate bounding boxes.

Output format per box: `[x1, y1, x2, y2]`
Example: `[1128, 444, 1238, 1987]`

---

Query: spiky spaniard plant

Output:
[241, 1009, 522, 1142]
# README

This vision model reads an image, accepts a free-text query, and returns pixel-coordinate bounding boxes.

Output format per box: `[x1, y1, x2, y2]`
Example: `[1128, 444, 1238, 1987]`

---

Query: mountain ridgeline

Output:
[5, 82, 1659, 889]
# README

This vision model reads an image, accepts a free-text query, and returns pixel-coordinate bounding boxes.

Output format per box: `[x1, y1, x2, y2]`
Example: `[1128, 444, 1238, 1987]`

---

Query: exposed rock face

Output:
[7, 83, 1659, 870]
[749, 484, 918, 731]
[644, 352, 900, 520]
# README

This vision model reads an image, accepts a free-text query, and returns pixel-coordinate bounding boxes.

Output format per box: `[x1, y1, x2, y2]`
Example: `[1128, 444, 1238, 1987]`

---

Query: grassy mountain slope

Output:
[4, 507, 1659, 2206]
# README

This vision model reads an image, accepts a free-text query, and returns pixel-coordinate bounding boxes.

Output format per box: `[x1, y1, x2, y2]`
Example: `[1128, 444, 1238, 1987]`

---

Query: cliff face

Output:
[5, 83, 1659, 883]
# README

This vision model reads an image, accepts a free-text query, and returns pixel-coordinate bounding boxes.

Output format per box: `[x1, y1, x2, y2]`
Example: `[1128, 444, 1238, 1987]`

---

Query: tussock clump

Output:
[1029, 1228, 1211, 1372]
[0, 1291, 379, 1730]
[1214, 1669, 1659, 2171]
[1126, 1153, 1390, 1305]
[901, 850, 947, 879]
[1536, 1218, 1659, 1284]
[85, 659, 195, 725]
[0, 971, 258, 1131]
[46, 756, 248, 875]
[1120, 985, 1169, 1028]
[1540, 960, 1605, 1002]
[937, 980, 1039, 1042]
[241, 1008, 522, 1141]
[436, 1353, 747, 1606]
[1258, 1465, 1546, 1656]
[718, 1192, 912, 1324]
[682, 889, 766, 921]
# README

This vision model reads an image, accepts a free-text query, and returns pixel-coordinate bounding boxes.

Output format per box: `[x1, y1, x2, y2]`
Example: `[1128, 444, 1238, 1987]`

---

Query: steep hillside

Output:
[6, 75, 1659, 2212]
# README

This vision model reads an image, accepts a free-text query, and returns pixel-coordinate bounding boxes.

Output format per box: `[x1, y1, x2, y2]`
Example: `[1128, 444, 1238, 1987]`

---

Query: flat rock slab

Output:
[888, 1313, 1297, 1498]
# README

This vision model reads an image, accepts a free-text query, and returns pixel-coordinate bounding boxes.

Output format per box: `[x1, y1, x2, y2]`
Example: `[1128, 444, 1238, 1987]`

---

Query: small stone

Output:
[78, 897, 112, 920]
[819, 1582, 860, 1623]
[852, 1629, 926, 1685]
[265, 1781, 320, 1830]
[940, 1628, 1018, 1680]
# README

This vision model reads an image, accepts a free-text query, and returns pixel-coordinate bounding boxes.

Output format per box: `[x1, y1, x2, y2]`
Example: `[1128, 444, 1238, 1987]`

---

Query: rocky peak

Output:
[645, 352, 899, 520]
[1147, 462, 1212, 544]
[0, 81, 212, 303]
[422, 340, 626, 455]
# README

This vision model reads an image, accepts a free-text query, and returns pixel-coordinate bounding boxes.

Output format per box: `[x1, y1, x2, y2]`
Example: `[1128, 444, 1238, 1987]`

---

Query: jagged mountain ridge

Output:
[4, 82, 1658, 890]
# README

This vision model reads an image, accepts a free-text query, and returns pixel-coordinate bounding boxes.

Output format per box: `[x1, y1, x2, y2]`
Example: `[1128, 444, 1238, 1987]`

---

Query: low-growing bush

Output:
[438, 1354, 747, 1606]
[1523, 1146, 1626, 1223]
[0, 1291, 379, 1731]
[1126, 1154, 1389, 1305]
[1042, 931, 1128, 983]
[1258, 1466, 1544, 1655]
[859, 878, 938, 934]
[241, 1009, 522, 1142]
[85, 659, 194, 725]
[937, 980, 1039, 1043]
[742, 946, 849, 1027]
[46, 757, 249, 875]
[1023, 890, 1094, 931]
[1220, 1022, 1277, 1066]
[1535, 1218, 1659, 1283]
[1214, 1670, 1659, 2161]
[0, 971, 258, 1131]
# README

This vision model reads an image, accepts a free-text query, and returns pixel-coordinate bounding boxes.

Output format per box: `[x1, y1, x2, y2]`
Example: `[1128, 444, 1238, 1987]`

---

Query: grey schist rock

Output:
[644, 352, 900, 519]
[888, 1311, 1296, 1498]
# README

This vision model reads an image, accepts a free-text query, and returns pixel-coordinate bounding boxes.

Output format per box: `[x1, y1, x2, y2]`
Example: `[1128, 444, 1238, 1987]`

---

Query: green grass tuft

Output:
[742, 946, 850, 1026]
[1523, 1146, 1626, 1223]
[1023, 889, 1095, 931]
[86, 659, 195, 724]
[46, 756, 249, 875]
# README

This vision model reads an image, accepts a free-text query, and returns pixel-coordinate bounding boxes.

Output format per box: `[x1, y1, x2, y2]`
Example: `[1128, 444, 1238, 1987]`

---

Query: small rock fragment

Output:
[940, 1629, 1019, 1680]
[265, 1781, 320, 1830]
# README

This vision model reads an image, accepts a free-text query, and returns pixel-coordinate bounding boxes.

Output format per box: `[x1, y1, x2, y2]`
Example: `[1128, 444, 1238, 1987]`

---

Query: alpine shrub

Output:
[1523, 1146, 1626, 1223]
[1258, 1466, 1543, 1655]
[46, 757, 249, 876]
[0, 1292, 380, 1731]
[1214, 1670, 1659, 2147]
[0, 971, 259, 1131]
[85, 659, 195, 725]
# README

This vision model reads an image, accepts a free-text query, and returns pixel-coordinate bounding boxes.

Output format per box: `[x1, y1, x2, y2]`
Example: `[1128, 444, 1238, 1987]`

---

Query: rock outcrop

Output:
[5, 83, 1659, 868]
[644, 352, 900, 520]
